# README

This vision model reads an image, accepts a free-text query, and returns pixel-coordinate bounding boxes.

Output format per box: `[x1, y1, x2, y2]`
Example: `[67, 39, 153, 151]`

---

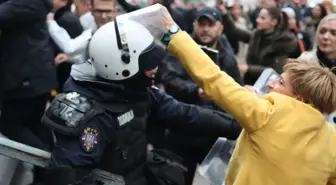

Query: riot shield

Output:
[198, 138, 236, 185]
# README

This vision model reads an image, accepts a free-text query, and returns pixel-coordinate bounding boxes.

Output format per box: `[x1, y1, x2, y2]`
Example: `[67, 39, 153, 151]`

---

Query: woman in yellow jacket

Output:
[161, 6, 336, 185]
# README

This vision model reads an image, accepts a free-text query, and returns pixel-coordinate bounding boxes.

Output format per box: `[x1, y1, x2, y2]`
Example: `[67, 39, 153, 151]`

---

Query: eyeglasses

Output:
[92, 9, 117, 17]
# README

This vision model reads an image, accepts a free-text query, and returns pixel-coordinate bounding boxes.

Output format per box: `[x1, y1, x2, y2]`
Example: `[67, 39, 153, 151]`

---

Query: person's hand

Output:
[216, 0, 227, 14]
[159, 5, 177, 33]
[47, 12, 54, 21]
[55, 53, 69, 65]
[244, 85, 263, 97]
[238, 63, 249, 75]
[244, 85, 257, 93]
[198, 88, 210, 101]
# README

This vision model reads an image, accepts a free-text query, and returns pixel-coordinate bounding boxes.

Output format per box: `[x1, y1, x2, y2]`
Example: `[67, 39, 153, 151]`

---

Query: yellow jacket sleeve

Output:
[168, 31, 274, 132]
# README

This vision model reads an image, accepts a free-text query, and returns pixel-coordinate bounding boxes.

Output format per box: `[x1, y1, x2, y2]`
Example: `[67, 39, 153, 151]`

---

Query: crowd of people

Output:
[0, 0, 336, 185]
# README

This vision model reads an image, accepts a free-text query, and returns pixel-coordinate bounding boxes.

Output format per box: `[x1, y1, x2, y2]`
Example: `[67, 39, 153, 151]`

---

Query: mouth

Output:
[320, 43, 330, 48]
[149, 74, 156, 79]
[200, 34, 210, 38]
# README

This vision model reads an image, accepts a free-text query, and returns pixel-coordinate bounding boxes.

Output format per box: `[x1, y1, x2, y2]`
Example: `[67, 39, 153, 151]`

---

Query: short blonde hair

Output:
[283, 59, 336, 114]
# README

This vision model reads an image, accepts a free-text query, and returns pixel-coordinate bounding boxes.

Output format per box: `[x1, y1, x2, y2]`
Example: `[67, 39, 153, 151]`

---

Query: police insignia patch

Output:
[81, 127, 99, 152]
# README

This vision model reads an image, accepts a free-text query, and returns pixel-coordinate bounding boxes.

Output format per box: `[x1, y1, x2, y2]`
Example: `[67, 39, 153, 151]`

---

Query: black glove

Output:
[145, 149, 187, 185]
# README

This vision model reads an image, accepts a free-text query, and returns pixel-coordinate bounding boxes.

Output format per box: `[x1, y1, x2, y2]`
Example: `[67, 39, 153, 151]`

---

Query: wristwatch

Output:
[163, 25, 180, 42]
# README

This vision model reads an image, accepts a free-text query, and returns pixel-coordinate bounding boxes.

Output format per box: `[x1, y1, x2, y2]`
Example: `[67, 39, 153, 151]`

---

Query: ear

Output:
[271, 19, 277, 27]
[193, 21, 197, 30]
[218, 23, 224, 34]
[296, 95, 309, 104]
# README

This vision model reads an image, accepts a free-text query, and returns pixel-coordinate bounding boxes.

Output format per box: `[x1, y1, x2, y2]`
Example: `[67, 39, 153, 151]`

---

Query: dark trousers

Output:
[0, 94, 53, 151]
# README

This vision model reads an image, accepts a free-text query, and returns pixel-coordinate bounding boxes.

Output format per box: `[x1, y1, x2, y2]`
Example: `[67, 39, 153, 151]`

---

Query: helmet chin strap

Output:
[118, 70, 154, 91]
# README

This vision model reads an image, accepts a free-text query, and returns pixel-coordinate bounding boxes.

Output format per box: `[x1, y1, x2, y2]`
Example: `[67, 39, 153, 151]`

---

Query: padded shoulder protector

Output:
[41, 92, 100, 135]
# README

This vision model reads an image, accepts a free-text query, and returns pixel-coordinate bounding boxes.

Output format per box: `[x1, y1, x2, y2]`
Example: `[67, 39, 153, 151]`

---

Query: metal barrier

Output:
[0, 137, 50, 168]
[0, 136, 125, 185]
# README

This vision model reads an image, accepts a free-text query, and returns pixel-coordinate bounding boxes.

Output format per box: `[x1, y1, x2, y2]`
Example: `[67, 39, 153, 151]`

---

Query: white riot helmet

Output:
[88, 19, 154, 81]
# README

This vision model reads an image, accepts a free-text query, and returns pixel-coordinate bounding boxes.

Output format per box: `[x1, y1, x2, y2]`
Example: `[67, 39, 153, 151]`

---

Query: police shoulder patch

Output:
[80, 127, 99, 152]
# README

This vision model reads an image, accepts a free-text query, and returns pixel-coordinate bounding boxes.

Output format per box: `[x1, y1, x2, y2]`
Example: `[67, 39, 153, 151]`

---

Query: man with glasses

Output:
[47, 0, 117, 64]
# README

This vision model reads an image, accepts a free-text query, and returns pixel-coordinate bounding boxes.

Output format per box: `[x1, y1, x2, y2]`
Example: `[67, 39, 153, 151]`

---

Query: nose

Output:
[256, 18, 260, 24]
[202, 25, 211, 32]
[101, 12, 108, 19]
[323, 32, 331, 39]
[144, 67, 158, 78]
[267, 80, 275, 90]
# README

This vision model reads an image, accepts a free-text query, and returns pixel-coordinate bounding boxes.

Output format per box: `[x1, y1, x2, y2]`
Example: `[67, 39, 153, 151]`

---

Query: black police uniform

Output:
[42, 76, 238, 185]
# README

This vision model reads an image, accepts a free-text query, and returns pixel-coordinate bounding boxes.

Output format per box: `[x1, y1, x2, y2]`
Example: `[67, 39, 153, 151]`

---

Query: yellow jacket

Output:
[168, 31, 336, 185]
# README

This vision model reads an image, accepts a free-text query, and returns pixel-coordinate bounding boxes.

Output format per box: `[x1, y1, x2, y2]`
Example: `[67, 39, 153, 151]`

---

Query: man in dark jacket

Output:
[159, 7, 243, 108]
[52, 0, 83, 37]
[0, 0, 56, 151]
[50, 0, 84, 93]
[157, 7, 243, 185]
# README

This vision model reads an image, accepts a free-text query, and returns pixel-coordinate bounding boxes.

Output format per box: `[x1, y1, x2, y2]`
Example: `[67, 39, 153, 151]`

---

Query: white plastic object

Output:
[116, 4, 165, 39]
[198, 138, 236, 185]
[327, 112, 336, 125]
[253, 68, 279, 96]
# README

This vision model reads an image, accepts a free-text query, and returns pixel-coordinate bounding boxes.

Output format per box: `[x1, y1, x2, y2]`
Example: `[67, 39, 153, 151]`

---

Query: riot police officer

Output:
[41, 17, 240, 185]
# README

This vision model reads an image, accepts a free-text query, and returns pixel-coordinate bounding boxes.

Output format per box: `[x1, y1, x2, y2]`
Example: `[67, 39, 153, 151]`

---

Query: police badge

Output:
[81, 127, 99, 152]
